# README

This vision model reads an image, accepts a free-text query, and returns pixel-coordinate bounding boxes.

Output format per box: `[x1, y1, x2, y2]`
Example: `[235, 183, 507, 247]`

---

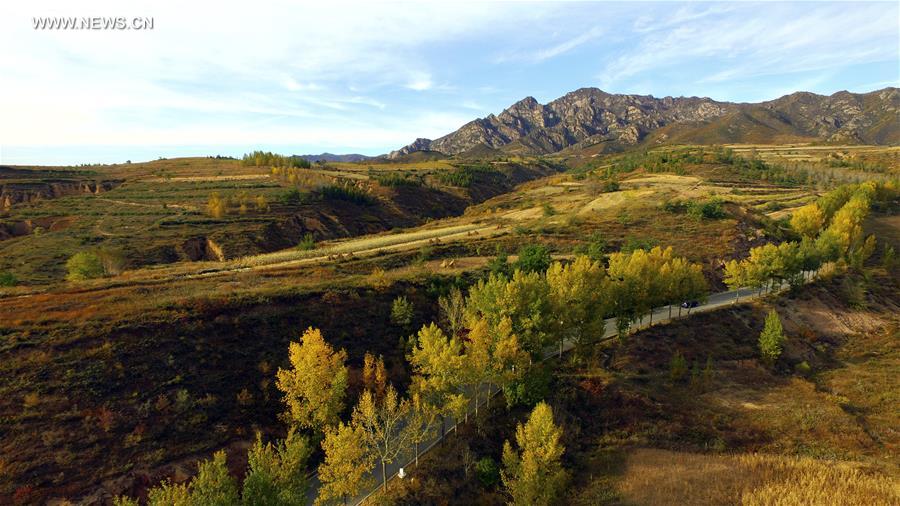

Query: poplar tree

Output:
[759, 310, 785, 366]
[352, 385, 415, 492]
[316, 422, 373, 505]
[407, 323, 467, 432]
[465, 270, 551, 357]
[276, 328, 348, 432]
[790, 203, 825, 238]
[501, 402, 567, 506]
[242, 429, 313, 506]
[546, 255, 606, 357]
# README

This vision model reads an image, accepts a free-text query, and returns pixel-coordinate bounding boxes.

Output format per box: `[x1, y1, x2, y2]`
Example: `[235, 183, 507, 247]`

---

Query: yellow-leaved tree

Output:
[276, 327, 348, 433]
[315, 422, 374, 506]
[501, 401, 568, 506]
[546, 255, 606, 357]
[789, 203, 825, 238]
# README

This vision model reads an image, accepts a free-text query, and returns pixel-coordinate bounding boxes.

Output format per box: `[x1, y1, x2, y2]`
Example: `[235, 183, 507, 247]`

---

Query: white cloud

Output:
[405, 72, 434, 91]
[0, 0, 522, 152]
[600, 3, 899, 90]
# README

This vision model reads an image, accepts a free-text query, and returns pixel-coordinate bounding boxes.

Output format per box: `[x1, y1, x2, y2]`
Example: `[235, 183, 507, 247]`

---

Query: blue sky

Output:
[1, 1, 898, 165]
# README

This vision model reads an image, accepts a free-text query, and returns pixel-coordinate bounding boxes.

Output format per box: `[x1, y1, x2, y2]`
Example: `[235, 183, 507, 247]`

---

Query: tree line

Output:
[724, 181, 896, 301]
[242, 151, 312, 169]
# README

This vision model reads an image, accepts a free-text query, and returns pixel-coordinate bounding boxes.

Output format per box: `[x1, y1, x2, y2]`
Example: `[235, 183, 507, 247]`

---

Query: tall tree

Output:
[407, 323, 467, 433]
[723, 259, 747, 303]
[408, 390, 440, 467]
[546, 256, 606, 357]
[362, 352, 387, 400]
[789, 203, 825, 238]
[664, 257, 707, 317]
[353, 385, 415, 492]
[758, 310, 785, 366]
[242, 429, 313, 506]
[464, 317, 529, 413]
[191, 451, 240, 506]
[465, 270, 551, 357]
[316, 422, 374, 506]
[276, 328, 348, 432]
[501, 402, 568, 506]
[438, 287, 466, 337]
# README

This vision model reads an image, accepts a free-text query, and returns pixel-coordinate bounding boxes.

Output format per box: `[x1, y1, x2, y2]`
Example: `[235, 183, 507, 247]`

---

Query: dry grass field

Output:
[612, 449, 898, 506]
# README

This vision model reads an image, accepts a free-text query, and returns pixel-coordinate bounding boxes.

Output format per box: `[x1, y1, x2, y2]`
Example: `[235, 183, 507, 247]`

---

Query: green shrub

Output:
[669, 351, 688, 383]
[575, 232, 606, 261]
[66, 251, 105, 281]
[516, 244, 551, 274]
[487, 248, 511, 277]
[390, 296, 414, 329]
[621, 236, 658, 253]
[279, 188, 308, 205]
[504, 362, 552, 408]
[475, 457, 500, 487]
[0, 271, 17, 287]
[296, 233, 316, 251]
[665, 198, 726, 219]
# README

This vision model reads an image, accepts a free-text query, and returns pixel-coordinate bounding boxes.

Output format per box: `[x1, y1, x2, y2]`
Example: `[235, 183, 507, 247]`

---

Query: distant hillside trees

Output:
[66, 248, 125, 281]
[206, 191, 271, 218]
[243, 151, 311, 169]
[501, 402, 568, 506]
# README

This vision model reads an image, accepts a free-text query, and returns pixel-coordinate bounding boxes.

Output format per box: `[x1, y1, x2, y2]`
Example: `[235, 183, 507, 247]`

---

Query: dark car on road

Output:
[681, 300, 700, 308]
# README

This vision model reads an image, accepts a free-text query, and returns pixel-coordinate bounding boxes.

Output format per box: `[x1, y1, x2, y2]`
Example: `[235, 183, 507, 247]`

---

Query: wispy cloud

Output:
[1, 1, 897, 163]
[600, 3, 899, 92]
[532, 26, 604, 62]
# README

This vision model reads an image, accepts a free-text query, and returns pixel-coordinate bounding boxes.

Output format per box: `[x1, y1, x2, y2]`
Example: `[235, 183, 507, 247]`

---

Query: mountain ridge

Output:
[389, 87, 900, 158]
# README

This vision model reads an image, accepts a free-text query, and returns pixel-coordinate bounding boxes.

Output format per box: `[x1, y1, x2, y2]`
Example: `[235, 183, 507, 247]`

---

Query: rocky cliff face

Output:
[760, 88, 900, 144]
[391, 87, 899, 157]
[0, 179, 123, 210]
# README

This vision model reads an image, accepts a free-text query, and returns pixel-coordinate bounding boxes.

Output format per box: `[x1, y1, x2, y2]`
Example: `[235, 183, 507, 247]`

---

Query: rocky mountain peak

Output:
[390, 87, 898, 158]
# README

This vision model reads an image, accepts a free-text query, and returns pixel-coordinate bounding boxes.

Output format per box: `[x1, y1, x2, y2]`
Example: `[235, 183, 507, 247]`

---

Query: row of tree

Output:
[206, 192, 270, 218]
[242, 151, 311, 169]
[724, 182, 892, 300]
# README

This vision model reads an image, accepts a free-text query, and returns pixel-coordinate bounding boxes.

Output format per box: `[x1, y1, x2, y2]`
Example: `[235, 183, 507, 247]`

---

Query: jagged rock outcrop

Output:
[391, 87, 899, 157]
